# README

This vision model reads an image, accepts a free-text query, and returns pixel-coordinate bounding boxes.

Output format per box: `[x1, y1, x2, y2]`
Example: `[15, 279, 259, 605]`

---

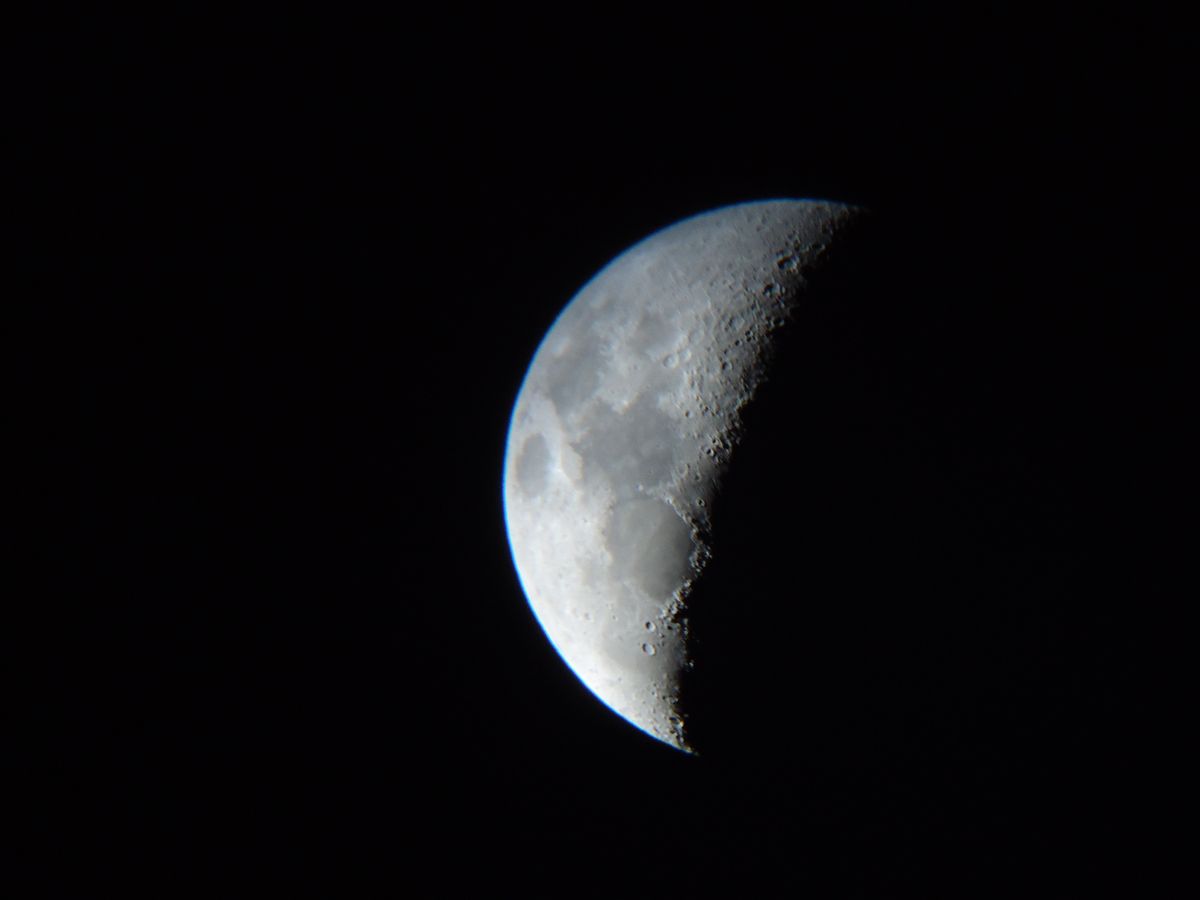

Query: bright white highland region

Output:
[503, 199, 858, 750]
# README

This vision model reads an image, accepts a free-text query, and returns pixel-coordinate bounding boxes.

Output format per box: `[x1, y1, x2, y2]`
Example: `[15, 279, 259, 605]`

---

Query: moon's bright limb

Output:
[503, 199, 860, 751]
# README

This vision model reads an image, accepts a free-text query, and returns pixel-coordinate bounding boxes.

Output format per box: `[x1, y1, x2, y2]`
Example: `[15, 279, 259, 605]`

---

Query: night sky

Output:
[27, 10, 1181, 895]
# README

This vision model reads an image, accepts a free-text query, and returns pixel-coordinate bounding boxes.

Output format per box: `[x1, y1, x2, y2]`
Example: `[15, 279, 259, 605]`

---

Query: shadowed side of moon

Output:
[678, 211, 1085, 771]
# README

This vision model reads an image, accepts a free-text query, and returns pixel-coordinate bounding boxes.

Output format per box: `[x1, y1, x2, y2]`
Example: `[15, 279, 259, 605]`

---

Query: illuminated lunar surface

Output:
[503, 200, 860, 750]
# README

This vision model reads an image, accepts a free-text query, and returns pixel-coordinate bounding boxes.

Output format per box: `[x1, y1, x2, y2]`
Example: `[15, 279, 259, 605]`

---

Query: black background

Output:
[26, 9, 1183, 896]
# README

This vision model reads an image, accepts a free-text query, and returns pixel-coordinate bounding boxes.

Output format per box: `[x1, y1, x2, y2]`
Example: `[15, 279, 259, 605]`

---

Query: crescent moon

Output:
[503, 199, 860, 750]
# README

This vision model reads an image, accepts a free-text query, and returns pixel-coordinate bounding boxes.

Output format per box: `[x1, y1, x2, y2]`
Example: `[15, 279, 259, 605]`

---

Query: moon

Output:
[503, 199, 860, 751]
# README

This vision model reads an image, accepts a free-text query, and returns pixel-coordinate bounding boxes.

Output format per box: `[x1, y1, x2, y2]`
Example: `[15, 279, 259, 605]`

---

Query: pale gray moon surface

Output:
[503, 200, 860, 750]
